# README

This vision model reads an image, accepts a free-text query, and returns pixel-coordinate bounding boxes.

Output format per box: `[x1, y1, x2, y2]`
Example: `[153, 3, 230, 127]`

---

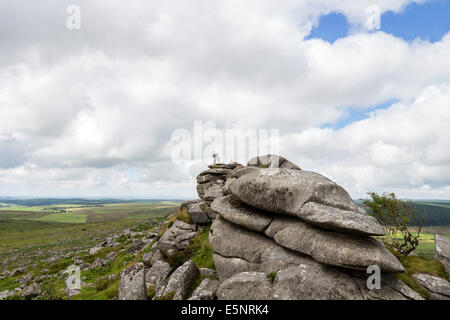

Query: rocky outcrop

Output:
[413, 273, 450, 300]
[118, 263, 147, 300]
[435, 234, 450, 278]
[205, 155, 421, 300]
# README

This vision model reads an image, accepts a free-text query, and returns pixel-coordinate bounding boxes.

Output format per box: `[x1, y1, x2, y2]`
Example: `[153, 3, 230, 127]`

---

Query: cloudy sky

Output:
[1, 0, 449, 199]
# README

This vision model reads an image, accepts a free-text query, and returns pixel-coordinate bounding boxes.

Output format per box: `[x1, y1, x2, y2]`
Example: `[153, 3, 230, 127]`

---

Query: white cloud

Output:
[280, 83, 450, 198]
[0, 0, 448, 198]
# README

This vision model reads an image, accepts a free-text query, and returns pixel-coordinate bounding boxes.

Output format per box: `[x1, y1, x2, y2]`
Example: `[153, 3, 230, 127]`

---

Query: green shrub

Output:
[175, 207, 192, 224]
[266, 271, 277, 284]
[95, 277, 110, 291]
[166, 249, 191, 269]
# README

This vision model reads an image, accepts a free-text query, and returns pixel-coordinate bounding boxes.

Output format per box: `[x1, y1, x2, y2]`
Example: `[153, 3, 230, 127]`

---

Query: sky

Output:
[0, 0, 450, 200]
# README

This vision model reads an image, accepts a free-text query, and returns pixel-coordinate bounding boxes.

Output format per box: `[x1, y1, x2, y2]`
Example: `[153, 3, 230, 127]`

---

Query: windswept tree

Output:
[363, 192, 426, 256]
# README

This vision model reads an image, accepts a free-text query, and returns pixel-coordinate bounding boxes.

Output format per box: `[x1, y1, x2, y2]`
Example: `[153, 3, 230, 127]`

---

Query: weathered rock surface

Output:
[209, 216, 314, 281]
[118, 263, 147, 300]
[157, 220, 197, 251]
[145, 261, 172, 296]
[211, 195, 273, 232]
[159, 260, 199, 300]
[265, 216, 403, 273]
[435, 234, 450, 278]
[248, 154, 301, 170]
[199, 268, 218, 278]
[413, 273, 450, 300]
[196, 166, 232, 201]
[216, 267, 422, 300]
[189, 278, 220, 300]
[216, 272, 273, 300]
[272, 265, 362, 300]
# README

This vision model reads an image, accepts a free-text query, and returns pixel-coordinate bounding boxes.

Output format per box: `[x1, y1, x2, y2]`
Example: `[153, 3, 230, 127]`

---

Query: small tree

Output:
[363, 192, 426, 256]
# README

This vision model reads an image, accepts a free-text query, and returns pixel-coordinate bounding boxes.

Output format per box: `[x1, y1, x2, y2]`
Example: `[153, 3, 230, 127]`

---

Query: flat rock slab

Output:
[265, 216, 404, 273]
[413, 273, 450, 300]
[211, 195, 273, 232]
[230, 168, 384, 236]
[435, 235, 450, 278]
[299, 202, 385, 236]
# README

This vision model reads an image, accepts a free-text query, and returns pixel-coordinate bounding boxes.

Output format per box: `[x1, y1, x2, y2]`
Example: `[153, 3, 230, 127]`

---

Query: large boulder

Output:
[265, 216, 404, 273]
[230, 168, 384, 236]
[412, 273, 450, 300]
[209, 216, 315, 281]
[435, 235, 450, 278]
[118, 263, 147, 300]
[211, 195, 273, 232]
[247, 154, 301, 170]
[159, 260, 199, 300]
[189, 278, 220, 300]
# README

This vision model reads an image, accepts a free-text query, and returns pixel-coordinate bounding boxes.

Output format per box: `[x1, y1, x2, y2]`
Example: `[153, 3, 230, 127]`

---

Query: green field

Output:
[34, 213, 88, 224]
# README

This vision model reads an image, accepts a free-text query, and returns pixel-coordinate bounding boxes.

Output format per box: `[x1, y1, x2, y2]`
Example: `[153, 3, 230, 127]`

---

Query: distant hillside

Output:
[0, 198, 183, 207]
[413, 202, 450, 226]
[357, 200, 450, 226]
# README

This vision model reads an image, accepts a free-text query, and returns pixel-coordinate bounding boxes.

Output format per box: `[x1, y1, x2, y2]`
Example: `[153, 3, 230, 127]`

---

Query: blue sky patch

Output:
[321, 99, 398, 130]
[306, 0, 450, 43]
[305, 12, 349, 43]
[381, 0, 450, 43]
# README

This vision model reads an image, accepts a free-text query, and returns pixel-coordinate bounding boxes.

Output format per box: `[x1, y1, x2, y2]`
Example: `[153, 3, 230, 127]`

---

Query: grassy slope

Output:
[0, 202, 177, 299]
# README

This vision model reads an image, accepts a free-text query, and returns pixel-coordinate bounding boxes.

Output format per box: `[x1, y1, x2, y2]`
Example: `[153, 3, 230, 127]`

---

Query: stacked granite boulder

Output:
[181, 162, 242, 224]
[209, 155, 423, 300]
